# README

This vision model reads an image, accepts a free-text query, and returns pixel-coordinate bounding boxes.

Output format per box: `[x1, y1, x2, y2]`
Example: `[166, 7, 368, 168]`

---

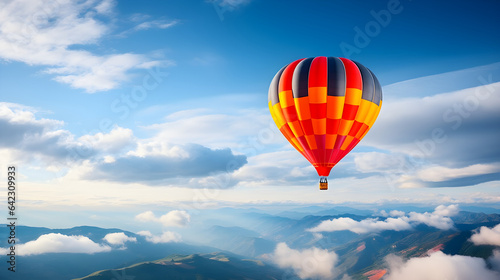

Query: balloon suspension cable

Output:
[319, 177, 328, 191]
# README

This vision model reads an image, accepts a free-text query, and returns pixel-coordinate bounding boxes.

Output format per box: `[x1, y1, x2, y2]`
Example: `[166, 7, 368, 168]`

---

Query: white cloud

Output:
[416, 164, 500, 182]
[84, 144, 247, 184]
[94, 0, 115, 14]
[393, 164, 500, 189]
[362, 77, 500, 188]
[433, 204, 459, 217]
[133, 20, 178, 31]
[309, 205, 459, 234]
[272, 242, 338, 280]
[103, 232, 137, 246]
[0, 102, 136, 168]
[103, 155, 115, 163]
[390, 210, 406, 217]
[490, 250, 500, 272]
[408, 204, 458, 230]
[0, 102, 247, 185]
[127, 141, 190, 158]
[159, 210, 191, 227]
[470, 224, 500, 246]
[135, 211, 157, 222]
[0, 102, 62, 127]
[6, 233, 111, 256]
[379, 210, 389, 217]
[407, 212, 454, 230]
[384, 251, 500, 280]
[137, 231, 182, 243]
[308, 217, 412, 234]
[118, 17, 179, 37]
[70, 109, 253, 184]
[379, 210, 406, 218]
[79, 127, 136, 154]
[135, 210, 191, 227]
[0, 0, 171, 92]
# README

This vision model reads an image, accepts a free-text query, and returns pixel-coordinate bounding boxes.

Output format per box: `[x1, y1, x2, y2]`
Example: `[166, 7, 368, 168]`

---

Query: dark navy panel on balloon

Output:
[353, 61, 375, 103]
[269, 65, 286, 106]
[292, 58, 313, 98]
[369, 69, 382, 105]
[327, 57, 346, 97]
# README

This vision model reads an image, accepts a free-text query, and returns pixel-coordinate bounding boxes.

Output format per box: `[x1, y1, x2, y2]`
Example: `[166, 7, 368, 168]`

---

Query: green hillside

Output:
[74, 252, 285, 280]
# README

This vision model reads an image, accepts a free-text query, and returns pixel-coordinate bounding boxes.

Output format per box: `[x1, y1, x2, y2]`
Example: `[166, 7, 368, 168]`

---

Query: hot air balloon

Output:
[268, 57, 382, 190]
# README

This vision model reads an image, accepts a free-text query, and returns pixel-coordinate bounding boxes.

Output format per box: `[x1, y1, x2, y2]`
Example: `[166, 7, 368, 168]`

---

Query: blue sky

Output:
[0, 0, 500, 229]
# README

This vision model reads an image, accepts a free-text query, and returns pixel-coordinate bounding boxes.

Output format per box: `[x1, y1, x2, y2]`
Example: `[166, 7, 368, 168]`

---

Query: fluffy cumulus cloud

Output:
[384, 252, 500, 280]
[0, 102, 135, 168]
[491, 250, 500, 272]
[135, 211, 157, 222]
[470, 224, 500, 246]
[3, 233, 111, 256]
[79, 127, 136, 154]
[309, 205, 458, 234]
[137, 231, 182, 243]
[272, 242, 339, 280]
[407, 204, 458, 230]
[0, 102, 246, 184]
[135, 210, 191, 227]
[0, 0, 172, 92]
[84, 144, 247, 183]
[309, 217, 412, 234]
[0, 103, 76, 162]
[379, 210, 406, 217]
[103, 232, 137, 246]
[76, 109, 254, 184]
[159, 210, 191, 227]
[433, 204, 460, 216]
[357, 71, 500, 188]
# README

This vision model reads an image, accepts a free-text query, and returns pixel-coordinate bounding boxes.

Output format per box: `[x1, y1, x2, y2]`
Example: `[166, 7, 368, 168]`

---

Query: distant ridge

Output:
[74, 252, 285, 280]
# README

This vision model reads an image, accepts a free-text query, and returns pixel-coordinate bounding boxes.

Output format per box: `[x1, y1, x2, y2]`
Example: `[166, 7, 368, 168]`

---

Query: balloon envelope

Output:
[268, 57, 382, 177]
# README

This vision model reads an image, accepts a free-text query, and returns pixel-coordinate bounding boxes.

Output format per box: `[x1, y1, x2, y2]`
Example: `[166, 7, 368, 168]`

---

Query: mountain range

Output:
[1, 205, 499, 280]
